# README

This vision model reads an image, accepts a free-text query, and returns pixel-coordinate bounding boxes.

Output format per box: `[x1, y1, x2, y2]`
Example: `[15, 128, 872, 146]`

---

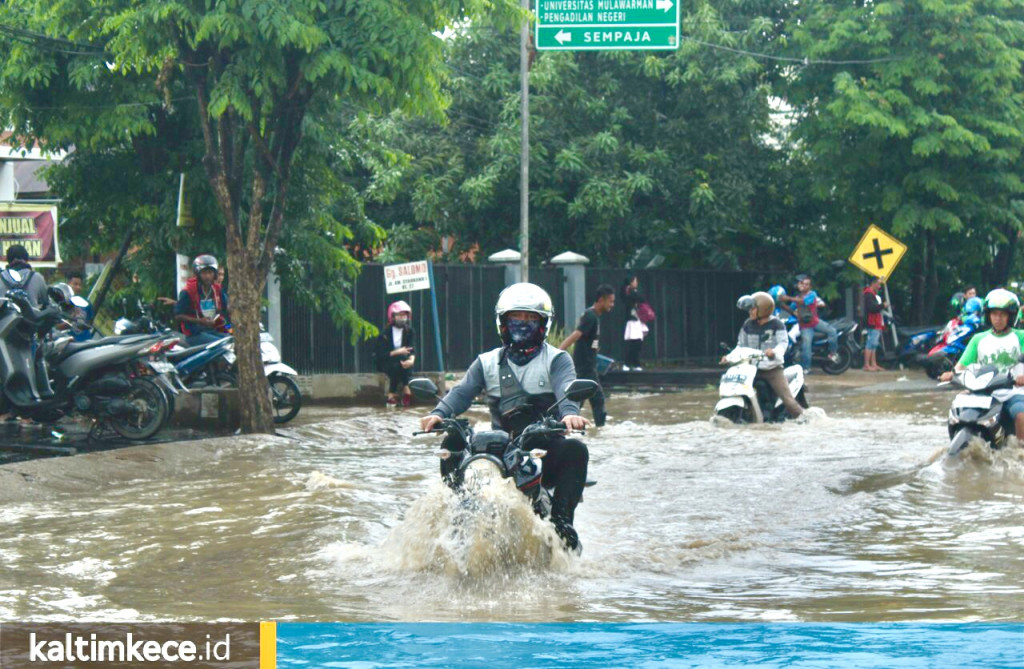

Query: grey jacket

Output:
[0, 265, 49, 308]
[737, 317, 789, 370]
[430, 344, 581, 429]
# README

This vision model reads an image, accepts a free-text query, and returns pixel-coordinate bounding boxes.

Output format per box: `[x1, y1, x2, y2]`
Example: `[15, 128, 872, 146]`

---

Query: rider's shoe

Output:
[401, 394, 412, 408]
[621, 365, 631, 371]
[385, 397, 398, 409]
[552, 517, 582, 555]
[827, 352, 841, 364]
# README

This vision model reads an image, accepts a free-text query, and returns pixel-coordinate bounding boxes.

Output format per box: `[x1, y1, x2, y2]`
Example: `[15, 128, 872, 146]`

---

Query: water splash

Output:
[380, 479, 572, 578]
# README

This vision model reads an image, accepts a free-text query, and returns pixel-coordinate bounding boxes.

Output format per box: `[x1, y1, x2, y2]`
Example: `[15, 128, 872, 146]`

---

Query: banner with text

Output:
[0, 202, 61, 268]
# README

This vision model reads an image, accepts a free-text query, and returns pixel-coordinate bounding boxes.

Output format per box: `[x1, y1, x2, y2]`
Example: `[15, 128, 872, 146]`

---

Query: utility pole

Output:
[519, 0, 530, 282]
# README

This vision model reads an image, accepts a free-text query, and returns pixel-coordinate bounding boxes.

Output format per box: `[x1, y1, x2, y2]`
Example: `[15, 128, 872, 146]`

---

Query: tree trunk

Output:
[228, 252, 274, 434]
[910, 235, 925, 325]
[922, 229, 939, 324]
[991, 224, 1019, 287]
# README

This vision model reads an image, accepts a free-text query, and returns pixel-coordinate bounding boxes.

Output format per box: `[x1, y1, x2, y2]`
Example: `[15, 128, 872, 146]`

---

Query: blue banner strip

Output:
[276, 623, 1023, 668]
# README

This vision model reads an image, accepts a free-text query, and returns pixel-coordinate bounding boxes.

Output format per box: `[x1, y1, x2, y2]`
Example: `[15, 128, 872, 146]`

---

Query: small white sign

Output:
[175, 252, 191, 297]
[384, 260, 431, 294]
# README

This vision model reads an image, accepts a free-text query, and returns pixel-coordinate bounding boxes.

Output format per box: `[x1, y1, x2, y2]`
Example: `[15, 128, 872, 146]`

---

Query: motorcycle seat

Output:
[897, 325, 941, 338]
[56, 334, 155, 362]
[166, 342, 222, 362]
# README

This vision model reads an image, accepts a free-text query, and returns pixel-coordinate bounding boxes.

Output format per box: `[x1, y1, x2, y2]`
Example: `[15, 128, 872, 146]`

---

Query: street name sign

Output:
[848, 225, 907, 281]
[384, 260, 431, 294]
[536, 0, 679, 51]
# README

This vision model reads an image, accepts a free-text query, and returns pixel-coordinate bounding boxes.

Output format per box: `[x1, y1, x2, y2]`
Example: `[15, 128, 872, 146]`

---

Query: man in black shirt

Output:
[559, 284, 616, 426]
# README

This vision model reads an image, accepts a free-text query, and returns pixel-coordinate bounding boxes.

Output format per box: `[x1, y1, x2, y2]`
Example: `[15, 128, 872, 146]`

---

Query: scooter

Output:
[944, 364, 1016, 455]
[921, 315, 982, 380]
[409, 377, 598, 553]
[222, 330, 302, 424]
[715, 346, 808, 424]
[0, 283, 171, 440]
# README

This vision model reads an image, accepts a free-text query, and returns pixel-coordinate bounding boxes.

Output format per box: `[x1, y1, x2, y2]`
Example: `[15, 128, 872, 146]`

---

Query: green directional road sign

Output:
[535, 0, 679, 51]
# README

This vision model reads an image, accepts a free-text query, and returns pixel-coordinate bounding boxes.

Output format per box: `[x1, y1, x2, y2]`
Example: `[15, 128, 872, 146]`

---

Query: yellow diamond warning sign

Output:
[849, 224, 907, 280]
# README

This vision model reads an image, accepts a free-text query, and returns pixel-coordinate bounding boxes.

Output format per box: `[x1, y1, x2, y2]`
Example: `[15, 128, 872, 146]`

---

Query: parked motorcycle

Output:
[715, 346, 808, 424]
[944, 364, 1017, 455]
[222, 330, 302, 424]
[922, 316, 982, 380]
[0, 280, 171, 440]
[408, 377, 598, 550]
[783, 317, 859, 374]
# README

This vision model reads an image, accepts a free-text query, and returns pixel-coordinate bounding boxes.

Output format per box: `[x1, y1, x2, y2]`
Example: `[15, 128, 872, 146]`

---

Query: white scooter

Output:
[714, 346, 808, 424]
[224, 330, 302, 424]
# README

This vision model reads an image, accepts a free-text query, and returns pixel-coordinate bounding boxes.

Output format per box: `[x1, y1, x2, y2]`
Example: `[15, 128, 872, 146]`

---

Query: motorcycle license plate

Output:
[956, 394, 992, 410]
[149, 361, 175, 373]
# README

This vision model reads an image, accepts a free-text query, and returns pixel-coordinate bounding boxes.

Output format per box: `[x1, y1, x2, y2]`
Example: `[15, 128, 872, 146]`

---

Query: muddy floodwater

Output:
[0, 375, 1022, 623]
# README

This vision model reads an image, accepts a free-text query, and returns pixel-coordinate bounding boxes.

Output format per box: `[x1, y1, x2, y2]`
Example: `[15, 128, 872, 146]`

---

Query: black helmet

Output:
[193, 254, 218, 275]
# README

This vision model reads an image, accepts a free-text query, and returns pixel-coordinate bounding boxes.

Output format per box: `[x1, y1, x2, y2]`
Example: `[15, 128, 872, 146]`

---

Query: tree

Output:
[784, 0, 1024, 321]
[366, 2, 801, 270]
[1, 0, 514, 431]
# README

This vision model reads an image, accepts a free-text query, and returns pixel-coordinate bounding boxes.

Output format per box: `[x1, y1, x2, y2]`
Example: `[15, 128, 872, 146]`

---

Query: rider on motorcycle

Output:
[940, 289, 1024, 440]
[726, 292, 804, 419]
[419, 283, 590, 552]
[780, 274, 840, 371]
[174, 254, 231, 347]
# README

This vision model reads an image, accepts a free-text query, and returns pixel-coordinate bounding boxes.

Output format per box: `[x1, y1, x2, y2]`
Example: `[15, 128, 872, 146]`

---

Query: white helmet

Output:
[494, 282, 554, 340]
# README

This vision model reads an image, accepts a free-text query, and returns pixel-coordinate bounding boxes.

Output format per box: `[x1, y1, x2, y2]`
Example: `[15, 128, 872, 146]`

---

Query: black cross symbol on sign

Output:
[862, 238, 894, 270]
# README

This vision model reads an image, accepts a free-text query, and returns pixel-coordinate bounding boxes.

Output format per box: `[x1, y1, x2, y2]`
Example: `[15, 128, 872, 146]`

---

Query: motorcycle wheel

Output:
[109, 377, 169, 440]
[269, 374, 302, 424]
[821, 344, 852, 375]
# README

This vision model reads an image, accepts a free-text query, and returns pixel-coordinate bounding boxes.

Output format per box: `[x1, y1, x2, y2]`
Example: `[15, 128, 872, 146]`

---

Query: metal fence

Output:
[585, 268, 760, 365]
[280, 263, 761, 374]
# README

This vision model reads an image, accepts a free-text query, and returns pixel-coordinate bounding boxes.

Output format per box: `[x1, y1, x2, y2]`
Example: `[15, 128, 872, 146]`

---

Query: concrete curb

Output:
[0, 433, 288, 504]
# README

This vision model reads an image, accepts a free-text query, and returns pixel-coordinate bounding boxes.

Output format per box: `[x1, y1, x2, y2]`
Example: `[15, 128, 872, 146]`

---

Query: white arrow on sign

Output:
[555, 29, 572, 44]
[656, 0, 673, 11]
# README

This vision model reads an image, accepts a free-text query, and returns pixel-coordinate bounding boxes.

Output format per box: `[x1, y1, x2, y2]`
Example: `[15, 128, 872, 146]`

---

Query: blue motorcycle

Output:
[920, 315, 982, 379]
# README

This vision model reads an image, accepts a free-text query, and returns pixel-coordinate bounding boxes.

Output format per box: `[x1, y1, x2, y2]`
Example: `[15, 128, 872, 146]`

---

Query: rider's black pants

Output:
[439, 434, 589, 524]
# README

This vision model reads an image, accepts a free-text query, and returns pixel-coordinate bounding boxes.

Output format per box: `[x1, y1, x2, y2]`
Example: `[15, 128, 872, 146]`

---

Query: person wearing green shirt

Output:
[941, 288, 1024, 439]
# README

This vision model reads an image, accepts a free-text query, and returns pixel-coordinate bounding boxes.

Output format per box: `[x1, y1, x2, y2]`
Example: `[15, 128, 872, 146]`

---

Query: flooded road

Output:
[0, 376, 1022, 623]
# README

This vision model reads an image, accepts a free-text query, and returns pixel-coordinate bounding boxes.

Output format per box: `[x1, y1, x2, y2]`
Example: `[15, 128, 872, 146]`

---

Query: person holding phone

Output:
[377, 300, 417, 407]
[174, 254, 231, 347]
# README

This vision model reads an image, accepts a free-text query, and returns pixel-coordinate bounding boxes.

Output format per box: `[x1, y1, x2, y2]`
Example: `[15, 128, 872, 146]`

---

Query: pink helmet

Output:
[387, 300, 412, 324]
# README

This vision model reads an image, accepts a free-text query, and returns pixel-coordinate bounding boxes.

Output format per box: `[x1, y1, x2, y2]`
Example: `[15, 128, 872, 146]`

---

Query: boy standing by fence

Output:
[559, 284, 616, 427]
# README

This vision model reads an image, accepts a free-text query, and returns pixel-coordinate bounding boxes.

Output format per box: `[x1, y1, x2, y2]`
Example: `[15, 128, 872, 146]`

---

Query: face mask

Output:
[506, 317, 542, 345]
[393, 315, 409, 327]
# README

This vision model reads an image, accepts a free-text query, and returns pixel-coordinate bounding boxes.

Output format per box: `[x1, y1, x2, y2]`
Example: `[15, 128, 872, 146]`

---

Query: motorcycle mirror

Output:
[563, 379, 598, 402]
[6, 269, 21, 283]
[70, 296, 90, 309]
[408, 377, 440, 400]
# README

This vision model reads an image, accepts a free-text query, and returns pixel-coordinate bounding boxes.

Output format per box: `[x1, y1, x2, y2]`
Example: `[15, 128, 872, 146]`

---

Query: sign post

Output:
[384, 260, 444, 372]
[848, 224, 908, 355]
[535, 0, 680, 51]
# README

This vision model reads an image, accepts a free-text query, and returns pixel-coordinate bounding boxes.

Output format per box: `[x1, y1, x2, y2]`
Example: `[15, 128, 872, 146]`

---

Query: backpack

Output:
[0, 268, 33, 291]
